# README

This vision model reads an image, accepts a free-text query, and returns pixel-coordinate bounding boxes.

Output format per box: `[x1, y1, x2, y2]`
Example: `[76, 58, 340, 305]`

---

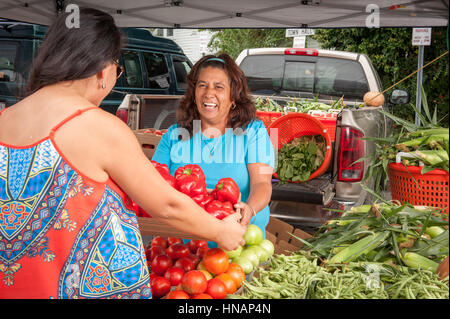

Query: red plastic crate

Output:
[257, 110, 337, 141]
[388, 163, 449, 214]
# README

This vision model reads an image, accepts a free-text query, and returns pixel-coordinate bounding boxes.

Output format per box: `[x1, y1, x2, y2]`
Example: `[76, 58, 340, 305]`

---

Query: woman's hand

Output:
[234, 201, 255, 227]
[216, 213, 246, 251]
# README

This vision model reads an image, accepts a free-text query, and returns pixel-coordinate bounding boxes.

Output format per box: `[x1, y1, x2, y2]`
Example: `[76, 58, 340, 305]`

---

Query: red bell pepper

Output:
[161, 172, 177, 189]
[191, 193, 215, 208]
[205, 200, 234, 220]
[214, 178, 240, 204]
[177, 174, 207, 197]
[175, 164, 206, 183]
[151, 160, 170, 175]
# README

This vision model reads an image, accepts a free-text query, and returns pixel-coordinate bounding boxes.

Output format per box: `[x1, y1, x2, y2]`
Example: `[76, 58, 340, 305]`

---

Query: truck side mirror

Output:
[389, 89, 409, 105]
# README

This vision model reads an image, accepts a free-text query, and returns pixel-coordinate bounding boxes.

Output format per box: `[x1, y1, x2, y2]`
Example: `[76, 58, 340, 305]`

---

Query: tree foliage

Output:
[207, 29, 292, 59]
[313, 28, 449, 126]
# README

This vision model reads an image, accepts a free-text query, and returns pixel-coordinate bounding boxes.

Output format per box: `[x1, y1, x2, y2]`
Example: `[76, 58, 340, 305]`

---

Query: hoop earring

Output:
[231, 102, 236, 110]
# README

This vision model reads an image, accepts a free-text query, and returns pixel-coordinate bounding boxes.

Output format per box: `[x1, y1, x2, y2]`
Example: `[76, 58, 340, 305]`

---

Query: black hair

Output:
[26, 7, 125, 95]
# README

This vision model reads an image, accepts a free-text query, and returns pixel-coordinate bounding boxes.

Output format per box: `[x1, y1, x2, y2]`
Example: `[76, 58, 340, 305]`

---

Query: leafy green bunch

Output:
[277, 135, 326, 183]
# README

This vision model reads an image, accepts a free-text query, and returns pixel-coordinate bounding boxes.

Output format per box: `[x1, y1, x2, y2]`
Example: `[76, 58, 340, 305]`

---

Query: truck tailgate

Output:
[271, 174, 334, 205]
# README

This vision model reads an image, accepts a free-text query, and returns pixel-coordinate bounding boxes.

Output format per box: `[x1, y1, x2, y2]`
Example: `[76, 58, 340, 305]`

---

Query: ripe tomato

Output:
[181, 270, 207, 295]
[206, 278, 228, 299]
[146, 245, 166, 262]
[174, 257, 196, 273]
[198, 269, 213, 281]
[150, 236, 167, 249]
[149, 272, 158, 284]
[186, 253, 200, 268]
[167, 237, 183, 246]
[191, 293, 213, 299]
[166, 243, 190, 260]
[202, 248, 229, 275]
[215, 273, 237, 294]
[196, 246, 209, 259]
[165, 290, 190, 299]
[151, 276, 171, 299]
[164, 267, 185, 286]
[151, 254, 172, 276]
[226, 263, 246, 288]
[187, 240, 209, 254]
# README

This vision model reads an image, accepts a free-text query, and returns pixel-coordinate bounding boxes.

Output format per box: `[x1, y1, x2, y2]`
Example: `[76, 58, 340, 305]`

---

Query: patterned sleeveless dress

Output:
[0, 107, 151, 299]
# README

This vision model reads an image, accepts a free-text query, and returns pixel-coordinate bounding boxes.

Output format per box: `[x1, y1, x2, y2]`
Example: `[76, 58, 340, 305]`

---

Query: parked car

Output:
[0, 20, 192, 114]
[235, 47, 409, 229]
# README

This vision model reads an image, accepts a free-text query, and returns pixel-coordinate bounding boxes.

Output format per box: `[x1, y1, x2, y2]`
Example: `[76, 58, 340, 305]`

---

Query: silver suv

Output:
[236, 48, 409, 230]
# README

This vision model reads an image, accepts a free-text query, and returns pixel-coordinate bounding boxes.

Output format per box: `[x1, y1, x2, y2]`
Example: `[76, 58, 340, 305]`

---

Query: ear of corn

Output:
[407, 128, 449, 138]
[425, 226, 445, 238]
[401, 252, 439, 272]
[329, 231, 389, 263]
[414, 150, 449, 165]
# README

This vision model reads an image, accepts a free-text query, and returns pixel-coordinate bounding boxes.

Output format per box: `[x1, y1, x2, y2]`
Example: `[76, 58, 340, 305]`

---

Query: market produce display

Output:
[226, 225, 275, 275]
[231, 203, 449, 299]
[276, 135, 326, 183]
[141, 163, 240, 219]
[254, 96, 343, 114]
[361, 88, 449, 193]
[146, 237, 248, 299]
[229, 250, 448, 299]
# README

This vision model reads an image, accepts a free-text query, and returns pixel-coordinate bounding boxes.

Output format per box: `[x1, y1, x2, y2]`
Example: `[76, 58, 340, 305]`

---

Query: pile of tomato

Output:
[137, 163, 241, 220]
[143, 128, 167, 136]
[147, 236, 246, 299]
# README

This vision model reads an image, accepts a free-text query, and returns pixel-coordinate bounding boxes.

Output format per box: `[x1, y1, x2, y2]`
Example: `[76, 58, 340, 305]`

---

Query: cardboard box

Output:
[133, 128, 163, 159]
[266, 217, 313, 255]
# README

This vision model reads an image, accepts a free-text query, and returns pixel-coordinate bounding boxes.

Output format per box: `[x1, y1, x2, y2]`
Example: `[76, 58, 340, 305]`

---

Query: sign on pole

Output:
[293, 36, 306, 48]
[285, 29, 315, 37]
[412, 28, 431, 126]
[412, 28, 432, 46]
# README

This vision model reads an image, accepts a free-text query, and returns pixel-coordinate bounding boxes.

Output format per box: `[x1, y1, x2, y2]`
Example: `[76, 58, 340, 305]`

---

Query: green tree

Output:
[313, 28, 449, 126]
[207, 29, 292, 59]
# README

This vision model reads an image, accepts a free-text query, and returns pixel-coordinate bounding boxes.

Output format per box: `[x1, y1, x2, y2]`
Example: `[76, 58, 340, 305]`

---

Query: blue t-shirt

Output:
[152, 119, 275, 246]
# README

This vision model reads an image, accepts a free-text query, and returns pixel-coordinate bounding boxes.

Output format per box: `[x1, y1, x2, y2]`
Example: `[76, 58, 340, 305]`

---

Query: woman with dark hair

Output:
[0, 9, 245, 299]
[153, 53, 275, 246]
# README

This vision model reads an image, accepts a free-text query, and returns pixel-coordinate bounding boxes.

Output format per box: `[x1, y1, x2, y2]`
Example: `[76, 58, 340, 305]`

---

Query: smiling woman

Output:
[152, 53, 275, 247]
[176, 54, 256, 137]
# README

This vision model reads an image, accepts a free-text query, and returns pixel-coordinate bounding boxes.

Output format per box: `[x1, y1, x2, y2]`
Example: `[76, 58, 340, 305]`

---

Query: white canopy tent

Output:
[0, 0, 448, 28]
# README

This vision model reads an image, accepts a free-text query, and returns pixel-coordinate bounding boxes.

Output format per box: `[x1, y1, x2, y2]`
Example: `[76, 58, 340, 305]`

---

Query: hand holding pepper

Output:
[233, 201, 255, 226]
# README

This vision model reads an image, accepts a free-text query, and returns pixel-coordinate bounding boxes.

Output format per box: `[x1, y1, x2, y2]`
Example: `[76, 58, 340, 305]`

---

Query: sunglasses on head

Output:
[113, 60, 124, 79]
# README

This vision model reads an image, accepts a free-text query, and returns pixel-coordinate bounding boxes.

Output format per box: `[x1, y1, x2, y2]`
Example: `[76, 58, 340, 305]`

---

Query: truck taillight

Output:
[284, 48, 318, 56]
[338, 126, 364, 182]
[116, 108, 128, 124]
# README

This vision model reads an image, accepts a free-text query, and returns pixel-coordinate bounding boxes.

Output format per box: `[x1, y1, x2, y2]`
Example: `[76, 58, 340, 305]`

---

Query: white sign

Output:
[412, 28, 432, 46]
[286, 28, 315, 37]
[293, 36, 306, 48]
[199, 31, 209, 54]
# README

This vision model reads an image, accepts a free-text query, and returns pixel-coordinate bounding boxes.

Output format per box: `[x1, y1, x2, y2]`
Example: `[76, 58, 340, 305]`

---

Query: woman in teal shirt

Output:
[152, 53, 275, 246]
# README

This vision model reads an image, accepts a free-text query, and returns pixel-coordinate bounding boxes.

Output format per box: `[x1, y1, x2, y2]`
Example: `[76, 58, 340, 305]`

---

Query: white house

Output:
[152, 28, 215, 64]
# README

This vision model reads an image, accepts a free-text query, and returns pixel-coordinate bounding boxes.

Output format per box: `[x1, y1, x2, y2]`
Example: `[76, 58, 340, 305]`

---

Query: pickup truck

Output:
[116, 47, 409, 231]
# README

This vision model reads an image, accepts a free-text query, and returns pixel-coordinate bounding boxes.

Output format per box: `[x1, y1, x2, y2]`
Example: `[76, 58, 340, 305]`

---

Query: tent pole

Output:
[415, 45, 424, 126]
